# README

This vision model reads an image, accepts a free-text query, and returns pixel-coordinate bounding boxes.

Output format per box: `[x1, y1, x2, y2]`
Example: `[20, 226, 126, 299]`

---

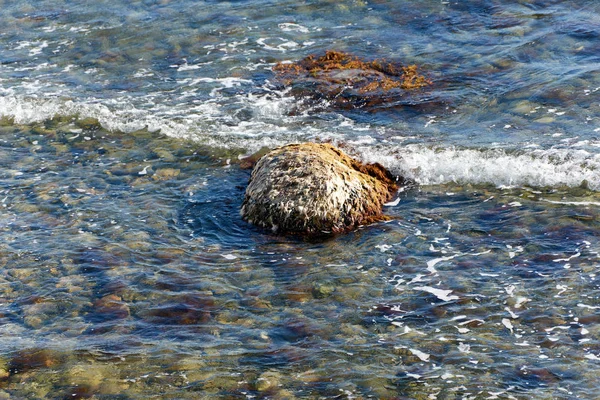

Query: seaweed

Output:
[273, 50, 430, 94]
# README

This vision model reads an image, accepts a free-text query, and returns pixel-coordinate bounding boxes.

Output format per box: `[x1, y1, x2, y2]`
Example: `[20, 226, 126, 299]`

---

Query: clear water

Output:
[0, 0, 599, 398]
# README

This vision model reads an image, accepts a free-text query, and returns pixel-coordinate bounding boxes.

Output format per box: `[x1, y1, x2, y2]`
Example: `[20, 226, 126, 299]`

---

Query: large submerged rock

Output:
[240, 143, 399, 235]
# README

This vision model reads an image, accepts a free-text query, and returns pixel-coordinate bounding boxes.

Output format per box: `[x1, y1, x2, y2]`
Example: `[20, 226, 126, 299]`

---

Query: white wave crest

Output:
[0, 92, 306, 149]
[360, 144, 600, 191]
[0, 95, 163, 132]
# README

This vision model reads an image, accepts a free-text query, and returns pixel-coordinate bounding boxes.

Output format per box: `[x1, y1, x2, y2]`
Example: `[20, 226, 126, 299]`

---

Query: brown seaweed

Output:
[273, 50, 430, 101]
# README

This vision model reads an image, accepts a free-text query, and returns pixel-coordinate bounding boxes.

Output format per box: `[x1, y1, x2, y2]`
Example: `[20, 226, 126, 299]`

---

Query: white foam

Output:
[502, 318, 514, 333]
[426, 253, 462, 274]
[3, 89, 600, 193]
[409, 348, 430, 362]
[359, 144, 600, 191]
[458, 343, 471, 353]
[278, 23, 310, 33]
[413, 286, 459, 302]
[542, 199, 600, 206]
[553, 252, 581, 262]
[0, 89, 301, 151]
[256, 38, 299, 52]
[578, 303, 600, 310]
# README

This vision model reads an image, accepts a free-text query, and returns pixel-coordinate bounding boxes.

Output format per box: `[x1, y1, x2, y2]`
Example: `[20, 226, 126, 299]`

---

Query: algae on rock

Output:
[273, 50, 430, 108]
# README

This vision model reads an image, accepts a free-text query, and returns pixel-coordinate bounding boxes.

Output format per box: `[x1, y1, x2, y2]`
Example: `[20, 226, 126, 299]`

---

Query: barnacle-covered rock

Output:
[240, 143, 399, 235]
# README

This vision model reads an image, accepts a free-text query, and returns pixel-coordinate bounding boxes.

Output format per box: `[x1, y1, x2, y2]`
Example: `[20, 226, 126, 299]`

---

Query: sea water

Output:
[0, 0, 599, 398]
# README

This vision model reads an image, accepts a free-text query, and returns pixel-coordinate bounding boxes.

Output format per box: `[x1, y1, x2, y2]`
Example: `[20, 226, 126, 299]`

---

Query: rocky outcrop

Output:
[273, 51, 430, 109]
[240, 143, 399, 235]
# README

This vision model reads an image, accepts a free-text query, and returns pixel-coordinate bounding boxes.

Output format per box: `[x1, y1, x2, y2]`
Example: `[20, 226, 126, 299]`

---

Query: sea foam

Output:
[2, 93, 600, 192]
[360, 144, 600, 191]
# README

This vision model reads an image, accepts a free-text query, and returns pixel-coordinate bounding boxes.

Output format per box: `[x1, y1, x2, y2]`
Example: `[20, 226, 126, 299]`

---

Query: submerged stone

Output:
[255, 370, 282, 392]
[74, 117, 102, 131]
[240, 143, 399, 235]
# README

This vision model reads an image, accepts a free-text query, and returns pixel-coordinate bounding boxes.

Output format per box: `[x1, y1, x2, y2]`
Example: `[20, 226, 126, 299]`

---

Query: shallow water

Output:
[1, 0, 600, 398]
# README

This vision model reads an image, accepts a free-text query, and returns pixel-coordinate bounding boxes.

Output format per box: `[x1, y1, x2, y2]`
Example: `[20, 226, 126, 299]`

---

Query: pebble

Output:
[152, 168, 181, 181]
[256, 370, 282, 391]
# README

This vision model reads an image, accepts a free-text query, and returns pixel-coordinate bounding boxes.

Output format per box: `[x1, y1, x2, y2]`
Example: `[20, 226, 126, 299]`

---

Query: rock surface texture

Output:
[241, 143, 398, 235]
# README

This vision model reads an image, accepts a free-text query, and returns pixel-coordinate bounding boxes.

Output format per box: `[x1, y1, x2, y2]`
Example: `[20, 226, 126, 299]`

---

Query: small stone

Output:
[0, 117, 14, 126]
[9, 348, 60, 374]
[273, 389, 297, 399]
[122, 231, 152, 250]
[125, 241, 152, 251]
[312, 282, 336, 298]
[11, 203, 40, 213]
[0, 357, 9, 380]
[534, 116, 555, 124]
[152, 168, 181, 181]
[94, 294, 130, 320]
[65, 362, 114, 391]
[256, 370, 281, 392]
[512, 100, 536, 115]
[153, 148, 176, 161]
[75, 117, 102, 131]
[23, 315, 44, 329]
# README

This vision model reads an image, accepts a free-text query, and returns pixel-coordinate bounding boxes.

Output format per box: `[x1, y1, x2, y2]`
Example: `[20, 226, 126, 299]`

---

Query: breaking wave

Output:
[360, 144, 600, 191]
[1, 94, 599, 191]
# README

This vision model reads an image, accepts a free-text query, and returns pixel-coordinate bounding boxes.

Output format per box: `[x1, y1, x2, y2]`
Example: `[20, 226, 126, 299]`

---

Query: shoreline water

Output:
[1, 0, 600, 397]
[0, 120, 599, 397]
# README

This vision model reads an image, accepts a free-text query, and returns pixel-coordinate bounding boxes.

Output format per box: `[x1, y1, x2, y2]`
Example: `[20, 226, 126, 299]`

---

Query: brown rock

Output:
[94, 294, 131, 320]
[273, 50, 430, 109]
[240, 143, 399, 235]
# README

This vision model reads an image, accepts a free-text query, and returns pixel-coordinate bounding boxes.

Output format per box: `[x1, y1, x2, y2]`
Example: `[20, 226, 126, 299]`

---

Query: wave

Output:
[1, 94, 599, 192]
[360, 144, 600, 191]
[0, 86, 304, 143]
[0, 95, 176, 134]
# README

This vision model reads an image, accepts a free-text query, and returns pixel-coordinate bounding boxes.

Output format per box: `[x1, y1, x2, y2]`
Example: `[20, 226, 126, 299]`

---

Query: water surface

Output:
[1, 0, 600, 398]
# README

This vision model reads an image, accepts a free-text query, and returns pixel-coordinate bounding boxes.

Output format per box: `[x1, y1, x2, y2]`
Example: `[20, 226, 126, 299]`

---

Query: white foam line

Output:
[553, 252, 581, 262]
[578, 303, 600, 310]
[426, 254, 462, 274]
[359, 144, 600, 191]
[278, 23, 310, 33]
[542, 199, 600, 206]
[425, 249, 491, 275]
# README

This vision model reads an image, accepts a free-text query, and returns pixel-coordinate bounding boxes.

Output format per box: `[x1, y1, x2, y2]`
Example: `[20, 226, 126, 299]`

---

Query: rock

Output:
[312, 282, 335, 298]
[152, 168, 181, 181]
[0, 357, 9, 380]
[241, 143, 399, 235]
[75, 117, 102, 131]
[255, 370, 282, 392]
[9, 348, 60, 374]
[273, 50, 430, 109]
[239, 146, 271, 169]
[94, 294, 131, 320]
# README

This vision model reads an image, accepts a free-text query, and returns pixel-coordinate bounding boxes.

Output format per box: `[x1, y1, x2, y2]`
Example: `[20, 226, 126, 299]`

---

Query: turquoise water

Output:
[1, 0, 600, 398]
